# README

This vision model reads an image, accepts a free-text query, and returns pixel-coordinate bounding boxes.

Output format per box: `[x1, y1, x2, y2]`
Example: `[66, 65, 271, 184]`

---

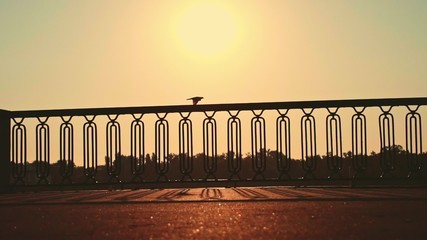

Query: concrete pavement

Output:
[1, 187, 427, 205]
[1, 187, 427, 239]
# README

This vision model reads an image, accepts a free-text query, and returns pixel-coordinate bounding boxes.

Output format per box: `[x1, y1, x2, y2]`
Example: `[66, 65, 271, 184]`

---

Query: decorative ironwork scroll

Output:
[83, 115, 97, 183]
[155, 113, 169, 181]
[276, 110, 291, 179]
[227, 111, 242, 180]
[326, 108, 343, 178]
[203, 112, 218, 180]
[405, 106, 423, 178]
[301, 109, 317, 179]
[11, 118, 26, 184]
[130, 114, 145, 182]
[379, 106, 395, 178]
[179, 112, 194, 181]
[106, 115, 121, 182]
[351, 107, 367, 179]
[251, 110, 266, 180]
[36, 117, 50, 184]
[59, 116, 74, 184]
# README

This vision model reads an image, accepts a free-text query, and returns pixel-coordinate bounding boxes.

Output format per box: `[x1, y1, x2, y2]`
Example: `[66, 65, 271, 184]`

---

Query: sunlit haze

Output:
[174, 2, 239, 57]
[1, 2, 426, 238]
[1, 0, 426, 110]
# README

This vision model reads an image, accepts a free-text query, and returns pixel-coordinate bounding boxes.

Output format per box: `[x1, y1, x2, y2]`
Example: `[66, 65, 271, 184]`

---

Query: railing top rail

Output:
[4, 97, 427, 118]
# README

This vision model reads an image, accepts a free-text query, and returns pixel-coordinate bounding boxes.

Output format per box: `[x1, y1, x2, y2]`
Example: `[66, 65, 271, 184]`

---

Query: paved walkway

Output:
[1, 187, 427, 239]
[1, 187, 427, 205]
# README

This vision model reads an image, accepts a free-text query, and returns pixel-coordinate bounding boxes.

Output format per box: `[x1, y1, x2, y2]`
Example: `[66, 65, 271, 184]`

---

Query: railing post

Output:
[0, 110, 11, 193]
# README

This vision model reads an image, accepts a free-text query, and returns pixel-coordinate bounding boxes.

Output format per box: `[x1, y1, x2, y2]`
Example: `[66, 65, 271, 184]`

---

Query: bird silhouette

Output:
[187, 96, 204, 105]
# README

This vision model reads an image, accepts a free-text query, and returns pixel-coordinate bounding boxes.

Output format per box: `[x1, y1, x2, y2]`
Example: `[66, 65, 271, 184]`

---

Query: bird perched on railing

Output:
[187, 96, 203, 105]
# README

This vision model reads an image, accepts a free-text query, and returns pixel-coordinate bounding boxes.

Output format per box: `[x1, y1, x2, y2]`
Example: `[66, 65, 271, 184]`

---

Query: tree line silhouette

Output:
[12, 144, 426, 185]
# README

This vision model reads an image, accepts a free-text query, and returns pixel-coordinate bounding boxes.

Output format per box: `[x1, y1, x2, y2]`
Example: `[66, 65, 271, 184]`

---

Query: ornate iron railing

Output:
[1, 98, 426, 192]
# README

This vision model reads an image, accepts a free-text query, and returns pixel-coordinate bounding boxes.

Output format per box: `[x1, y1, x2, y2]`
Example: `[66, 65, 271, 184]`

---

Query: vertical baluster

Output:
[59, 116, 74, 184]
[405, 106, 423, 178]
[130, 114, 145, 182]
[106, 115, 121, 183]
[83, 116, 97, 183]
[326, 108, 343, 179]
[227, 111, 242, 180]
[352, 107, 368, 179]
[379, 106, 395, 178]
[203, 112, 218, 180]
[36, 117, 50, 184]
[251, 110, 266, 180]
[301, 109, 317, 179]
[11, 118, 26, 184]
[155, 113, 169, 181]
[178, 113, 194, 181]
[276, 110, 291, 180]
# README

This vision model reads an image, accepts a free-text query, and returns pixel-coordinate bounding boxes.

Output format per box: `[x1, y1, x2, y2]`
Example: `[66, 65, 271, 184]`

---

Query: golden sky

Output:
[1, 1, 427, 163]
[1, 0, 426, 110]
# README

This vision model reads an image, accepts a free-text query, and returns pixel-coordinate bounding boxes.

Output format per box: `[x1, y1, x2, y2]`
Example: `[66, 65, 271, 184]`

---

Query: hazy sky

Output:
[1, 0, 426, 111]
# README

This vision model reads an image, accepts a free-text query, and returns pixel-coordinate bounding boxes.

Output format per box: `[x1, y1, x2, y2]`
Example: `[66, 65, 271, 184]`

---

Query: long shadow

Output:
[0, 192, 80, 204]
[297, 188, 363, 198]
[21, 191, 82, 203]
[114, 189, 160, 201]
[300, 188, 425, 199]
[65, 191, 126, 202]
[264, 187, 427, 201]
[262, 187, 314, 198]
[232, 188, 267, 199]
[156, 189, 190, 201]
[347, 188, 427, 199]
[199, 188, 223, 200]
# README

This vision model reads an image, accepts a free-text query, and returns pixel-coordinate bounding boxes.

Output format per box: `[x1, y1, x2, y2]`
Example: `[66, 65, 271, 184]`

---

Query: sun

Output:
[174, 2, 238, 57]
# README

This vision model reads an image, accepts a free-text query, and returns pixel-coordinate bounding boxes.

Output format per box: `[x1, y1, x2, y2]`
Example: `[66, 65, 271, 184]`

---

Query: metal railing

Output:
[1, 98, 426, 192]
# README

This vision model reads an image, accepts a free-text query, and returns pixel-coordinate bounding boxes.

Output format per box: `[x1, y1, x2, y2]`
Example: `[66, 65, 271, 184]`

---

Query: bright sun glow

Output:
[174, 2, 238, 57]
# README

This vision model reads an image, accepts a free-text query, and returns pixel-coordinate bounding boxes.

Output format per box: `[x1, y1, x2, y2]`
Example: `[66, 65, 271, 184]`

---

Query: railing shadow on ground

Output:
[1, 98, 427, 193]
